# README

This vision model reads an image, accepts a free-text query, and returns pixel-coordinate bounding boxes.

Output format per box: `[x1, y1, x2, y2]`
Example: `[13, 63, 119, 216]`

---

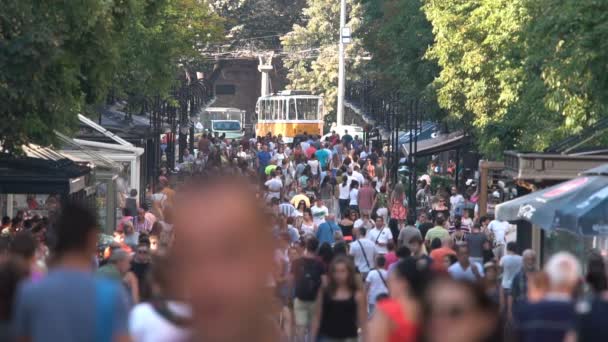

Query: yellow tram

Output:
[255, 90, 324, 141]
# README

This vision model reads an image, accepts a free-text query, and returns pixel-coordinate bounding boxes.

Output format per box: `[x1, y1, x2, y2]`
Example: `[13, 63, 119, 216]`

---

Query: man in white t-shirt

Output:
[500, 241, 523, 315]
[354, 212, 375, 231]
[366, 217, 393, 254]
[264, 172, 283, 202]
[310, 198, 329, 226]
[449, 186, 465, 217]
[449, 244, 483, 282]
[351, 165, 365, 185]
[349, 227, 376, 279]
[365, 255, 389, 314]
[488, 218, 510, 259]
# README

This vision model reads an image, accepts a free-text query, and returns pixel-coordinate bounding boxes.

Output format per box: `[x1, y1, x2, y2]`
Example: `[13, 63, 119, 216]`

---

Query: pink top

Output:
[385, 252, 398, 269]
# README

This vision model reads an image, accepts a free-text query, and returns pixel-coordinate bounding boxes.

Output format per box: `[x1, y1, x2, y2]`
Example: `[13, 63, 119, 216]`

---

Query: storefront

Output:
[498, 152, 608, 265]
[0, 144, 93, 220]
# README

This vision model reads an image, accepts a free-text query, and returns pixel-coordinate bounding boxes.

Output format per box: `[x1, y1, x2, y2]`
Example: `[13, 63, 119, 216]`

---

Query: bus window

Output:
[288, 99, 296, 120]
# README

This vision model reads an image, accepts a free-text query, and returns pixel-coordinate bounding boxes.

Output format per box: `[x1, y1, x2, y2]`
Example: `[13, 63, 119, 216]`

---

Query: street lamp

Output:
[337, 0, 350, 127]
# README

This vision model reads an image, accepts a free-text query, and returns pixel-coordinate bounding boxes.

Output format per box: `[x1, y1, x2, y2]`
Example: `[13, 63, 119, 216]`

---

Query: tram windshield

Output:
[296, 98, 319, 120]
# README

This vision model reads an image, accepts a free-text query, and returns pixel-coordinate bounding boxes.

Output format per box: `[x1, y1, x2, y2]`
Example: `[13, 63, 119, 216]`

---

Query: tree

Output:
[423, 0, 608, 158]
[0, 0, 223, 154]
[281, 0, 367, 117]
[360, 0, 438, 98]
[209, 0, 307, 48]
[114, 0, 224, 109]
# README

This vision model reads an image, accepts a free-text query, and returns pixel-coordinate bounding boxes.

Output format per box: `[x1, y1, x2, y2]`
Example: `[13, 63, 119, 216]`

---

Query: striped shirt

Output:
[279, 203, 297, 217]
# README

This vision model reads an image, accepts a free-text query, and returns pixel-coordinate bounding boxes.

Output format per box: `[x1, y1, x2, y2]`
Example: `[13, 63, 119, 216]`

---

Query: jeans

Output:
[339, 199, 349, 217]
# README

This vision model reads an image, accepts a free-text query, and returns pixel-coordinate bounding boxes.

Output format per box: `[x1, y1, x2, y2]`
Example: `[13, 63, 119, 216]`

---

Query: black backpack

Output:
[294, 258, 323, 301]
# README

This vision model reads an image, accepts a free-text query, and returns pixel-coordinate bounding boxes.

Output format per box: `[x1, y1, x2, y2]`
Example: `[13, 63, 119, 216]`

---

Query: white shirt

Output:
[462, 217, 473, 231]
[366, 227, 393, 254]
[264, 178, 283, 199]
[307, 160, 320, 175]
[366, 269, 389, 305]
[129, 302, 191, 342]
[338, 183, 349, 200]
[310, 205, 328, 226]
[349, 188, 359, 206]
[488, 220, 510, 245]
[352, 170, 365, 185]
[350, 238, 376, 273]
[448, 262, 484, 282]
[500, 254, 523, 289]
[354, 218, 374, 231]
[450, 194, 465, 214]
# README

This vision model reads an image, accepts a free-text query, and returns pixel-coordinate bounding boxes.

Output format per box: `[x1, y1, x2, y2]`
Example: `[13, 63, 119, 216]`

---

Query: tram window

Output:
[259, 101, 264, 120]
[297, 98, 319, 120]
[288, 99, 296, 120]
[264, 101, 271, 120]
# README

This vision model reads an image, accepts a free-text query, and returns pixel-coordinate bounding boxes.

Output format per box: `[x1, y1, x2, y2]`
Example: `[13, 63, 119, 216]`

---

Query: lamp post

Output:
[336, 0, 350, 126]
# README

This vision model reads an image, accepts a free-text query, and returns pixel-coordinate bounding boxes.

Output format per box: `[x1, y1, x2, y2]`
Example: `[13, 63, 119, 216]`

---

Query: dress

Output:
[390, 195, 407, 220]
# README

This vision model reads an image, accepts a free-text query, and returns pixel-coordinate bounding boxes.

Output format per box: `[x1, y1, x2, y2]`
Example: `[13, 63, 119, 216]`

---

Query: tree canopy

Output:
[281, 0, 367, 117]
[0, 0, 222, 154]
[422, 0, 608, 157]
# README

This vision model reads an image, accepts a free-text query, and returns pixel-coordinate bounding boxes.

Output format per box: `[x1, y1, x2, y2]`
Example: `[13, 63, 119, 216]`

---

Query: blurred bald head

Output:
[170, 175, 277, 342]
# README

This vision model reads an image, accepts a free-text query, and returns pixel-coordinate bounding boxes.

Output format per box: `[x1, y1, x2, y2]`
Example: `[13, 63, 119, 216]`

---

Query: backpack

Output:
[294, 258, 323, 301]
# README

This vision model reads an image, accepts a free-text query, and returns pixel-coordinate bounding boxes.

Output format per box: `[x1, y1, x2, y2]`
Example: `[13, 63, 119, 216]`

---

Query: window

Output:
[296, 98, 319, 120]
[288, 99, 296, 120]
[212, 121, 241, 131]
[215, 84, 236, 95]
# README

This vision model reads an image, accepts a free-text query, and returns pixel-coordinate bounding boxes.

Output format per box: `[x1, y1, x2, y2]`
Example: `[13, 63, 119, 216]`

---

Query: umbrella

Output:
[495, 164, 608, 235]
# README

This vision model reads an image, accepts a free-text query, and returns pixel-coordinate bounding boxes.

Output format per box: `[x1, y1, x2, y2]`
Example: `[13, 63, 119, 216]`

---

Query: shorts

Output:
[294, 298, 316, 328]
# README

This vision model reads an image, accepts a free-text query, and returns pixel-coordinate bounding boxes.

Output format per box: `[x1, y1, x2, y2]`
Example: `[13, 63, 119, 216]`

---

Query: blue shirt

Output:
[257, 151, 271, 168]
[315, 149, 330, 169]
[316, 221, 339, 246]
[513, 298, 575, 342]
[12, 268, 129, 342]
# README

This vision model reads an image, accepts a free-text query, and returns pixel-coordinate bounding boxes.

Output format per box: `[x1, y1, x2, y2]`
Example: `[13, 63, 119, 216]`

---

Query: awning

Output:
[0, 153, 90, 194]
[496, 164, 608, 235]
[403, 131, 467, 157]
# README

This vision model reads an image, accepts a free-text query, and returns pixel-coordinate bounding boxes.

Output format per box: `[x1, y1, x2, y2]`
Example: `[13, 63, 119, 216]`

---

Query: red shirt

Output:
[430, 247, 456, 271]
[358, 185, 376, 211]
[376, 299, 419, 342]
[305, 146, 317, 159]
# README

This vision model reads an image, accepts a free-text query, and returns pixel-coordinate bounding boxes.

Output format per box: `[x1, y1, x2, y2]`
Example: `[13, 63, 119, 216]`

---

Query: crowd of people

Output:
[0, 130, 607, 342]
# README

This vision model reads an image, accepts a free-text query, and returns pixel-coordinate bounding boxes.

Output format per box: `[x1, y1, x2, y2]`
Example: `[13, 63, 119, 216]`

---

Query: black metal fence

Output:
[345, 80, 426, 209]
[147, 77, 214, 189]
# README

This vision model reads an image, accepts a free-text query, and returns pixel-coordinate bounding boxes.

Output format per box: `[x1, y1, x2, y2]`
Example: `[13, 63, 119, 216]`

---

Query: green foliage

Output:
[209, 0, 306, 45]
[422, 0, 608, 158]
[360, 0, 438, 101]
[0, 0, 222, 154]
[281, 0, 367, 116]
